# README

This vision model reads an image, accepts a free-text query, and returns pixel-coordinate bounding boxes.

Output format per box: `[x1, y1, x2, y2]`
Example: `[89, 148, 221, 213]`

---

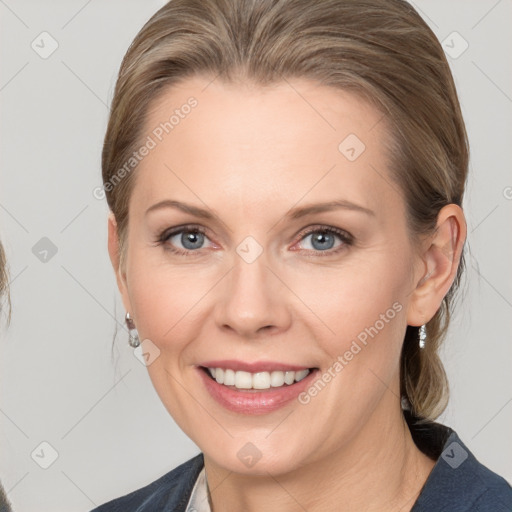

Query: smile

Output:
[205, 367, 312, 390]
[197, 364, 320, 415]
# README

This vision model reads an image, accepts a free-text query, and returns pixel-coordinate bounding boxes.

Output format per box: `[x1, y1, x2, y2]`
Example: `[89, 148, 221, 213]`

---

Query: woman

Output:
[92, 0, 512, 510]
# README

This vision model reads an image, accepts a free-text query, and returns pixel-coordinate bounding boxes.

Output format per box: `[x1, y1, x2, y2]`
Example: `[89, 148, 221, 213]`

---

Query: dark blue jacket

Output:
[91, 412, 512, 511]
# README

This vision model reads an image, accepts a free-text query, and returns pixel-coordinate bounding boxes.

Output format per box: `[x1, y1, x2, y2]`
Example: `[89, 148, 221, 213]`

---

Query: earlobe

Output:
[407, 204, 466, 326]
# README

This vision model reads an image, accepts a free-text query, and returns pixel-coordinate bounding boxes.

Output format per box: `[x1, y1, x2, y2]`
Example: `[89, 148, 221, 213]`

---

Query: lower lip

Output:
[197, 367, 319, 415]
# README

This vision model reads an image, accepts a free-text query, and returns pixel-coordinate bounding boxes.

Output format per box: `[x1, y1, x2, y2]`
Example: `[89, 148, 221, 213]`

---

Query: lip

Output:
[199, 359, 312, 373]
[196, 365, 319, 415]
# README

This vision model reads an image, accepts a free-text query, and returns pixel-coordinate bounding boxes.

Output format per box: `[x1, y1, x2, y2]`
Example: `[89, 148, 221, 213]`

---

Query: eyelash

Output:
[156, 224, 354, 257]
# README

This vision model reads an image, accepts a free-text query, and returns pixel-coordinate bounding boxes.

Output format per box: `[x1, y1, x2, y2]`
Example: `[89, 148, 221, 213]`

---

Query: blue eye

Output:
[158, 226, 211, 256]
[170, 230, 206, 251]
[296, 226, 353, 255]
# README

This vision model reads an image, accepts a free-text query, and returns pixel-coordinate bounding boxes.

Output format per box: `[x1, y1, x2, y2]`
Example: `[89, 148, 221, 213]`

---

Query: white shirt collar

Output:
[185, 467, 211, 512]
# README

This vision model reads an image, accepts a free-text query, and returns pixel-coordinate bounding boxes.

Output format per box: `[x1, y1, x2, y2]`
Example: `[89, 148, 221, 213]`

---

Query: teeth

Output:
[207, 367, 311, 390]
[224, 369, 236, 386]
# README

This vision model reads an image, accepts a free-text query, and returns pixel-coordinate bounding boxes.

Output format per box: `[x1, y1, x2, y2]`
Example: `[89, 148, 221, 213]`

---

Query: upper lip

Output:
[199, 359, 315, 373]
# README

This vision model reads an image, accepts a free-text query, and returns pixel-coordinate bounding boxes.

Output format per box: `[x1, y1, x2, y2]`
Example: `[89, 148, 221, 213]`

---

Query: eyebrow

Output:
[146, 200, 216, 220]
[145, 199, 375, 221]
[288, 200, 375, 219]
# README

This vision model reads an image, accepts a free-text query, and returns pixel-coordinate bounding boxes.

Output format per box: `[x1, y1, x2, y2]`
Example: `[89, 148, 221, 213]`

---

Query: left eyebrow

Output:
[287, 200, 375, 219]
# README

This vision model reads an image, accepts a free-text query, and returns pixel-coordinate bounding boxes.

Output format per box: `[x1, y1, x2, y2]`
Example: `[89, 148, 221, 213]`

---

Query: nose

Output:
[215, 252, 292, 339]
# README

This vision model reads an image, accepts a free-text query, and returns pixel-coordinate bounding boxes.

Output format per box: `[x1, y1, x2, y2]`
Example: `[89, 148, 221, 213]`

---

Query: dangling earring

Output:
[418, 324, 427, 349]
[125, 312, 140, 348]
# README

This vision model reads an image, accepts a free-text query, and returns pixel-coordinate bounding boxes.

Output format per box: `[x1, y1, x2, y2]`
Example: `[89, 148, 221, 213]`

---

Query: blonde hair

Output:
[102, 0, 469, 420]
[0, 240, 11, 326]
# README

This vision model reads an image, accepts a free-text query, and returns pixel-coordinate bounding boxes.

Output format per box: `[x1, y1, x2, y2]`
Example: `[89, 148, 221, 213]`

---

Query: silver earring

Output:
[419, 324, 427, 349]
[125, 312, 140, 348]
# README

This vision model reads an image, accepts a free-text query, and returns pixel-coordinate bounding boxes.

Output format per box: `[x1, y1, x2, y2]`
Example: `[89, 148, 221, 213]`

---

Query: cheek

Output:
[292, 252, 410, 342]
[124, 255, 211, 425]
[125, 249, 216, 355]
[290, 249, 412, 412]
[291, 262, 409, 430]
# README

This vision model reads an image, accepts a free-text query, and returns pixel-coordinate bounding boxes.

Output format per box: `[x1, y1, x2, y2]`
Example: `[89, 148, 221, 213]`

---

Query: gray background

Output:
[1, 0, 511, 510]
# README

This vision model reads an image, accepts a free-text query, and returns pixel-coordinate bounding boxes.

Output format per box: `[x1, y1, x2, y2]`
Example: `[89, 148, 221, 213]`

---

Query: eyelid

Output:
[158, 223, 209, 242]
[295, 224, 353, 243]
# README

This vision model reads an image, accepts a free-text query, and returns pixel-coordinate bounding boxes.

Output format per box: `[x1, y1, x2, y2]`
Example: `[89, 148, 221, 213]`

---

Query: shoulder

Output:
[412, 428, 512, 512]
[90, 453, 204, 512]
[0, 479, 13, 512]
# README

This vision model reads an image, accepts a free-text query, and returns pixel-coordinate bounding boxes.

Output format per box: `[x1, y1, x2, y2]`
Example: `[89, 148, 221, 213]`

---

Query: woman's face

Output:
[111, 76, 427, 475]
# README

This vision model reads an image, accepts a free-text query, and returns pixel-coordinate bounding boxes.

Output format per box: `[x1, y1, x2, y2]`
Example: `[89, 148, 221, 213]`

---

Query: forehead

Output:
[131, 75, 402, 221]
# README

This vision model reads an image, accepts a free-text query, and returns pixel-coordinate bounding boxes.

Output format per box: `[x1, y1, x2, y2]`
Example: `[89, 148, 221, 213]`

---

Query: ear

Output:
[407, 204, 467, 326]
[107, 212, 133, 315]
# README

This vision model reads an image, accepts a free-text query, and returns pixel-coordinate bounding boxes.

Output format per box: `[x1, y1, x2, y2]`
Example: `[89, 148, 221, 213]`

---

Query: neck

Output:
[203, 393, 435, 512]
